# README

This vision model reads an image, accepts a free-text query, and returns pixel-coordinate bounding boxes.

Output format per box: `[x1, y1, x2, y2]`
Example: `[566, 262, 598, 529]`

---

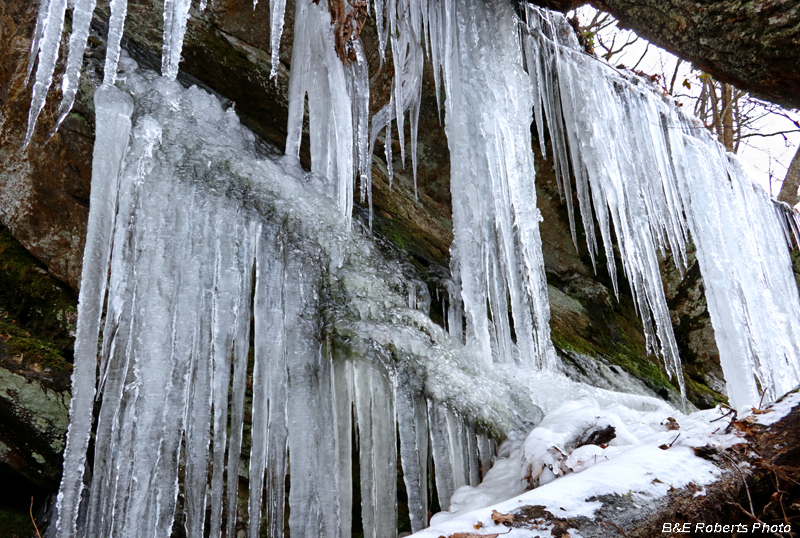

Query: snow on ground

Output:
[748, 389, 800, 427]
[414, 396, 745, 538]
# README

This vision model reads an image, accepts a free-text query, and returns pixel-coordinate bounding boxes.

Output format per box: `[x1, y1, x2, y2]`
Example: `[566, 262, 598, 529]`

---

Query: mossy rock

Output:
[0, 226, 74, 497]
[0, 225, 78, 362]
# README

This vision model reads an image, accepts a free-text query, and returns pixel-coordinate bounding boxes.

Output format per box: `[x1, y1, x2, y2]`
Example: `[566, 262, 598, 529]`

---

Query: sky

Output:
[571, 6, 800, 197]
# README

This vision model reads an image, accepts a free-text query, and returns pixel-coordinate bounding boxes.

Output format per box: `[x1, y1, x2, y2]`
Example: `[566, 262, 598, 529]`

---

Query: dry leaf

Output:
[731, 418, 758, 435]
[491, 510, 514, 525]
[663, 417, 680, 431]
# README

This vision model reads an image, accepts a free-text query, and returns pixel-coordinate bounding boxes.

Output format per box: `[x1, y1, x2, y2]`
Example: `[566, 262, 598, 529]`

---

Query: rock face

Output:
[0, 1, 95, 291]
[593, 0, 800, 110]
[0, 0, 726, 402]
[0, 225, 74, 515]
[0, 0, 771, 525]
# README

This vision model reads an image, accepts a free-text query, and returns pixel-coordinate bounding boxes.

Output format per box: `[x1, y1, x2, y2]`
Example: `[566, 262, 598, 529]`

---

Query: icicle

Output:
[54, 0, 98, 131]
[162, 0, 192, 79]
[103, 0, 129, 85]
[347, 40, 371, 207]
[522, 7, 686, 394]
[428, 402, 470, 512]
[392, 37, 406, 168]
[284, 0, 354, 228]
[269, 0, 287, 79]
[523, 6, 800, 406]
[25, 0, 51, 86]
[374, 0, 387, 64]
[206, 212, 248, 538]
[85, 115, 166, 538]
[396, 369, 429, 532]
[54, 84, 134, 538]
[332, 357, 354, 538]
[384, 103, 394, 188]
[477, 433, 494, 480]
[24, 0, 67, 147]
[48, 53, 529, 538]
[183, 268, 214, 538]
[354, 357, 397, 538]
[225, 219, 256, 538]
[285, 254, 344, 538]
[263, 232, 289, 538]
[249, 224, 288, 538]
[434, 0, 555, 368]
[676, 136, 800, 410]
[367, 0, 426, 199]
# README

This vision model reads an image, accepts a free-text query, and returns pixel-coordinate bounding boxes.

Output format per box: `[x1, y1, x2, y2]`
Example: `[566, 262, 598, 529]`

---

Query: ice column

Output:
[676, 135, 800, 410]
[434, 0, 555, 368]
[524, 9, 688, 396]
[54, 84, 133, 538]
[285, 0, 356, 228]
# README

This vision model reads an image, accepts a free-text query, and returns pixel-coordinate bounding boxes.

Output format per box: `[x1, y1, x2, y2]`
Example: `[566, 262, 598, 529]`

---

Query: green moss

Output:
[382, 226, 406, 250]
[0, 313, 72, 374]
[0, 505, 37, 538]
[685, 375, 728, 407]
[551, 315, 679, 400]
[0, 226, 78, 356]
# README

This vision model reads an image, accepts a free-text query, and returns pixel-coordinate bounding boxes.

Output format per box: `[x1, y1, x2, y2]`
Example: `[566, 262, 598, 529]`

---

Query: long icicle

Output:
[54, 84, 134, 538]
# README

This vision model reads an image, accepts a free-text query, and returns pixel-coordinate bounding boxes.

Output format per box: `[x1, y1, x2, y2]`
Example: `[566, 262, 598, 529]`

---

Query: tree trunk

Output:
[778, 146, 800, 208]
[720, 83, 735, 153]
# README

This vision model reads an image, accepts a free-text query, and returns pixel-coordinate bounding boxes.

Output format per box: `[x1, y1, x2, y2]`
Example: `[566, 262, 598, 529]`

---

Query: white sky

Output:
[571, 6, 800, 196]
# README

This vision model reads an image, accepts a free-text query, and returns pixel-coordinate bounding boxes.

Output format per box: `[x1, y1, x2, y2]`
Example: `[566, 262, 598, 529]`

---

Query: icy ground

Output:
[410, 392, 789, 538]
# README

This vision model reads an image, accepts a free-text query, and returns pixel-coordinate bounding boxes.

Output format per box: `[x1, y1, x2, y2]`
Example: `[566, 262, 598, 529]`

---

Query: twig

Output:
[631, 42, 650, 71]
[731, 502, 785, 538]
[720, 452, 755, 516]
[711, 407, 736, 423]
[601, 520, 629, 537]
[30, 497, 41, 538]
[757, 389, 767, 411]
[738, 129, 800, 140]
[668, 58, 683, 95]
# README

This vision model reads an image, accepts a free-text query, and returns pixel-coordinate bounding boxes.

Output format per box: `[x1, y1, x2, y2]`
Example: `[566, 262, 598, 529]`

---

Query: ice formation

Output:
[522, 6, 800, 408]
[50, 60, 532, 537]
[431, 0, 556, 369]
[20, 0, 800, 536]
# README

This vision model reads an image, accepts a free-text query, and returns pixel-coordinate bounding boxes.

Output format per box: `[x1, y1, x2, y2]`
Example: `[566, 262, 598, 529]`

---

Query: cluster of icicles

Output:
[55, 61, 515, 538]
[23, 0, 800, 536]
[521, 9, 800, 407]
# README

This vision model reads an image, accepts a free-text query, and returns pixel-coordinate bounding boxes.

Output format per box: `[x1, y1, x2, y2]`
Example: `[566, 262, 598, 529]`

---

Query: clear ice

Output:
[49, 62, 531, 536]
[522, 6, 800, 409]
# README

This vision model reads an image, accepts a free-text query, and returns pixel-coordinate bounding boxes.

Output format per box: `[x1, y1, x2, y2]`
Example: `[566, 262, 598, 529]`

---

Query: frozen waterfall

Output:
[20, 0, 800, 536]
[522, 6, 800, 409]
[432, 0, 556, 369]
[52, 61, 528, 537]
